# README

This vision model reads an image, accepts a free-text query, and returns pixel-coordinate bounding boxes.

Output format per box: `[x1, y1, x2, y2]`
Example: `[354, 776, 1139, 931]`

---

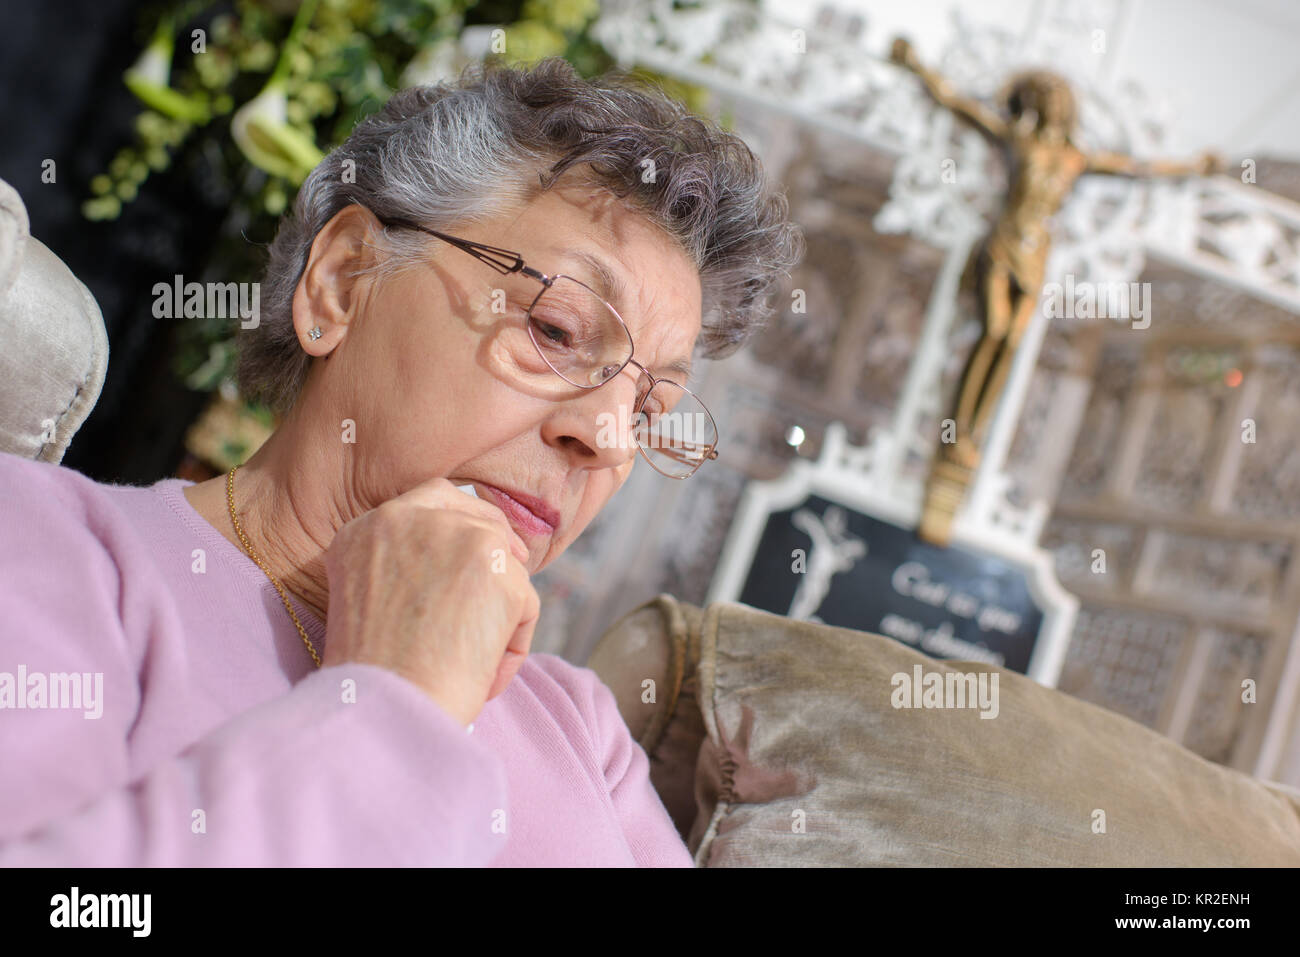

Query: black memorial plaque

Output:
[736, 494, 1044, 673]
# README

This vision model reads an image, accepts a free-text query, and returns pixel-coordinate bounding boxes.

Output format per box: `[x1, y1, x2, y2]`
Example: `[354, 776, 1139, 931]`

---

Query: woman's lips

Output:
[479, 484, 556, 539]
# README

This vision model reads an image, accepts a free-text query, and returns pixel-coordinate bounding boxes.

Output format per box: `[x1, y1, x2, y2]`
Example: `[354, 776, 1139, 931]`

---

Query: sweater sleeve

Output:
[0, 663, 511, 867]
[0, 456, 508, 866]
[584, 667, 695, 868]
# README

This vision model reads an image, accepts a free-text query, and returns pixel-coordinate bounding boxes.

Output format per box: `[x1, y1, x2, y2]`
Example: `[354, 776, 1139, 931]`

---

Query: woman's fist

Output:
[320, 477, 540, 727]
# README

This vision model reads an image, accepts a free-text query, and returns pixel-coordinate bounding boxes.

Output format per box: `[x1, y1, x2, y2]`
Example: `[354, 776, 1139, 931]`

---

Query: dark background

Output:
[1, 0, 234, 485]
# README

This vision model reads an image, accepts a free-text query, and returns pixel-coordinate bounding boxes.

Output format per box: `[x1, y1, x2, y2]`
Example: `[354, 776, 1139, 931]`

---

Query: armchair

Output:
[0, 176, 107, 463]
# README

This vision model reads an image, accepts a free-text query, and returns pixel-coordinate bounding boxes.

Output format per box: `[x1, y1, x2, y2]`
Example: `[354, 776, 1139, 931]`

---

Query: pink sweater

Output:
[0, 452, 693, 867]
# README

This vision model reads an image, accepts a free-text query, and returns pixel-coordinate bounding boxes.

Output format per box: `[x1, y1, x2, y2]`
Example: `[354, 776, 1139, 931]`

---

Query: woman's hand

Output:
[319, 476, 540, 727]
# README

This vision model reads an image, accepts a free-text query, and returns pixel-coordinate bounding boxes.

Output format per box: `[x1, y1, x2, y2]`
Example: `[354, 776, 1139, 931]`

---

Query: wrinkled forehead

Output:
[506, 184, 704, 378]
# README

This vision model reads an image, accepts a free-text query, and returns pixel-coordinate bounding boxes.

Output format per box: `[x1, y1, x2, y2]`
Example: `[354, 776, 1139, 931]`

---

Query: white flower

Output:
[231, 81, 323, 184]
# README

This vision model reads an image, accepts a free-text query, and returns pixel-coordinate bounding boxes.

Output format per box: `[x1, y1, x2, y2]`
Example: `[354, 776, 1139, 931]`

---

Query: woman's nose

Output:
[542, 365, 642, 469]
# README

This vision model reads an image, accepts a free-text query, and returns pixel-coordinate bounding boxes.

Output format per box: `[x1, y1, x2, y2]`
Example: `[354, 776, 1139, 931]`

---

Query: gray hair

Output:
[237, 56, 804, 416]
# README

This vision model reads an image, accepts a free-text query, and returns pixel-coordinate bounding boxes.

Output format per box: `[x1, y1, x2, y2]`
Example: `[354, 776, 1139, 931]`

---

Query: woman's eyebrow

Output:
[566, 249, 629, 312]
[662, 356, 694, 382]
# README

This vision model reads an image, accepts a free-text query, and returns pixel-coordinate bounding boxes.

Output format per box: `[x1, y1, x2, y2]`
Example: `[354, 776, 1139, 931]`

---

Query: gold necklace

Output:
[226, 465, 323, 668]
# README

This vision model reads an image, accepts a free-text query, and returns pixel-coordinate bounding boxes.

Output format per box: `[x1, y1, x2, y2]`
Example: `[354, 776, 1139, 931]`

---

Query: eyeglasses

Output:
[373, 213, 720, 479]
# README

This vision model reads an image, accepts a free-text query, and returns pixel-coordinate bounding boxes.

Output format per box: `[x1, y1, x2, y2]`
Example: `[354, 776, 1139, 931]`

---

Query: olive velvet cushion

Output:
[585, 595, 1300, 866]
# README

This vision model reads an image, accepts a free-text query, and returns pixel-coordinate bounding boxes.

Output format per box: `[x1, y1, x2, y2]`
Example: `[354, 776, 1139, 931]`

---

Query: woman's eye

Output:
[531, 308, 587, 351]
[537, 321, 570, 347]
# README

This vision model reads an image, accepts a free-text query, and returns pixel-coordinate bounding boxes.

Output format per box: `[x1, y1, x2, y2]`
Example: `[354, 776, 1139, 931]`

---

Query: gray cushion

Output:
[0, 177, 108, 463]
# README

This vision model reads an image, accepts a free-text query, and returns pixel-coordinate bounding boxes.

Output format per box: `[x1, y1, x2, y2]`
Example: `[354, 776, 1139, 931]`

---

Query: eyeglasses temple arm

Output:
[379, 218, 527, 275]
[652, 440, 720, 466]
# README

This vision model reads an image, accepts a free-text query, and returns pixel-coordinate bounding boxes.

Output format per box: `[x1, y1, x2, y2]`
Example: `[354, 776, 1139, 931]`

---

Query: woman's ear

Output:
[292, 204, 383, 357]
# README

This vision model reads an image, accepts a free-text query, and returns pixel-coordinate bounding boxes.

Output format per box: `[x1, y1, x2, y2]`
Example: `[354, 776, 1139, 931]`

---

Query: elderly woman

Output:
[0, 57, 800, 866]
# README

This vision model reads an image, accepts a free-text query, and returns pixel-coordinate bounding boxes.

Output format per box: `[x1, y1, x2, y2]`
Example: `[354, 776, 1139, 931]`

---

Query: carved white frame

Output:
[705, 411, 1079, 688]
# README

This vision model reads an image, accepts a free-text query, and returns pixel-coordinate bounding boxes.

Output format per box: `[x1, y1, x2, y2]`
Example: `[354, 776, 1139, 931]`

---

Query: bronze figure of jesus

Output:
[888, 37, 1221, 546]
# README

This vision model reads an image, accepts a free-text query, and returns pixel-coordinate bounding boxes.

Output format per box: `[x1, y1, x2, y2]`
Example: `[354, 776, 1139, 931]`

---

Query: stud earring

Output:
[308, 326, 322, 341]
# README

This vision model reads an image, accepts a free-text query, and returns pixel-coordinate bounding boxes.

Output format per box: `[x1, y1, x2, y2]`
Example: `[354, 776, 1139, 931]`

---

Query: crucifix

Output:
[788, 505, 867, 621]
[888, 37, 1222, 546]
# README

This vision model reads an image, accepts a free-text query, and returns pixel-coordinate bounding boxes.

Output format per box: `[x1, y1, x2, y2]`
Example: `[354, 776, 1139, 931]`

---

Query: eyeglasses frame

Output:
[371, 212, 720, 478]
